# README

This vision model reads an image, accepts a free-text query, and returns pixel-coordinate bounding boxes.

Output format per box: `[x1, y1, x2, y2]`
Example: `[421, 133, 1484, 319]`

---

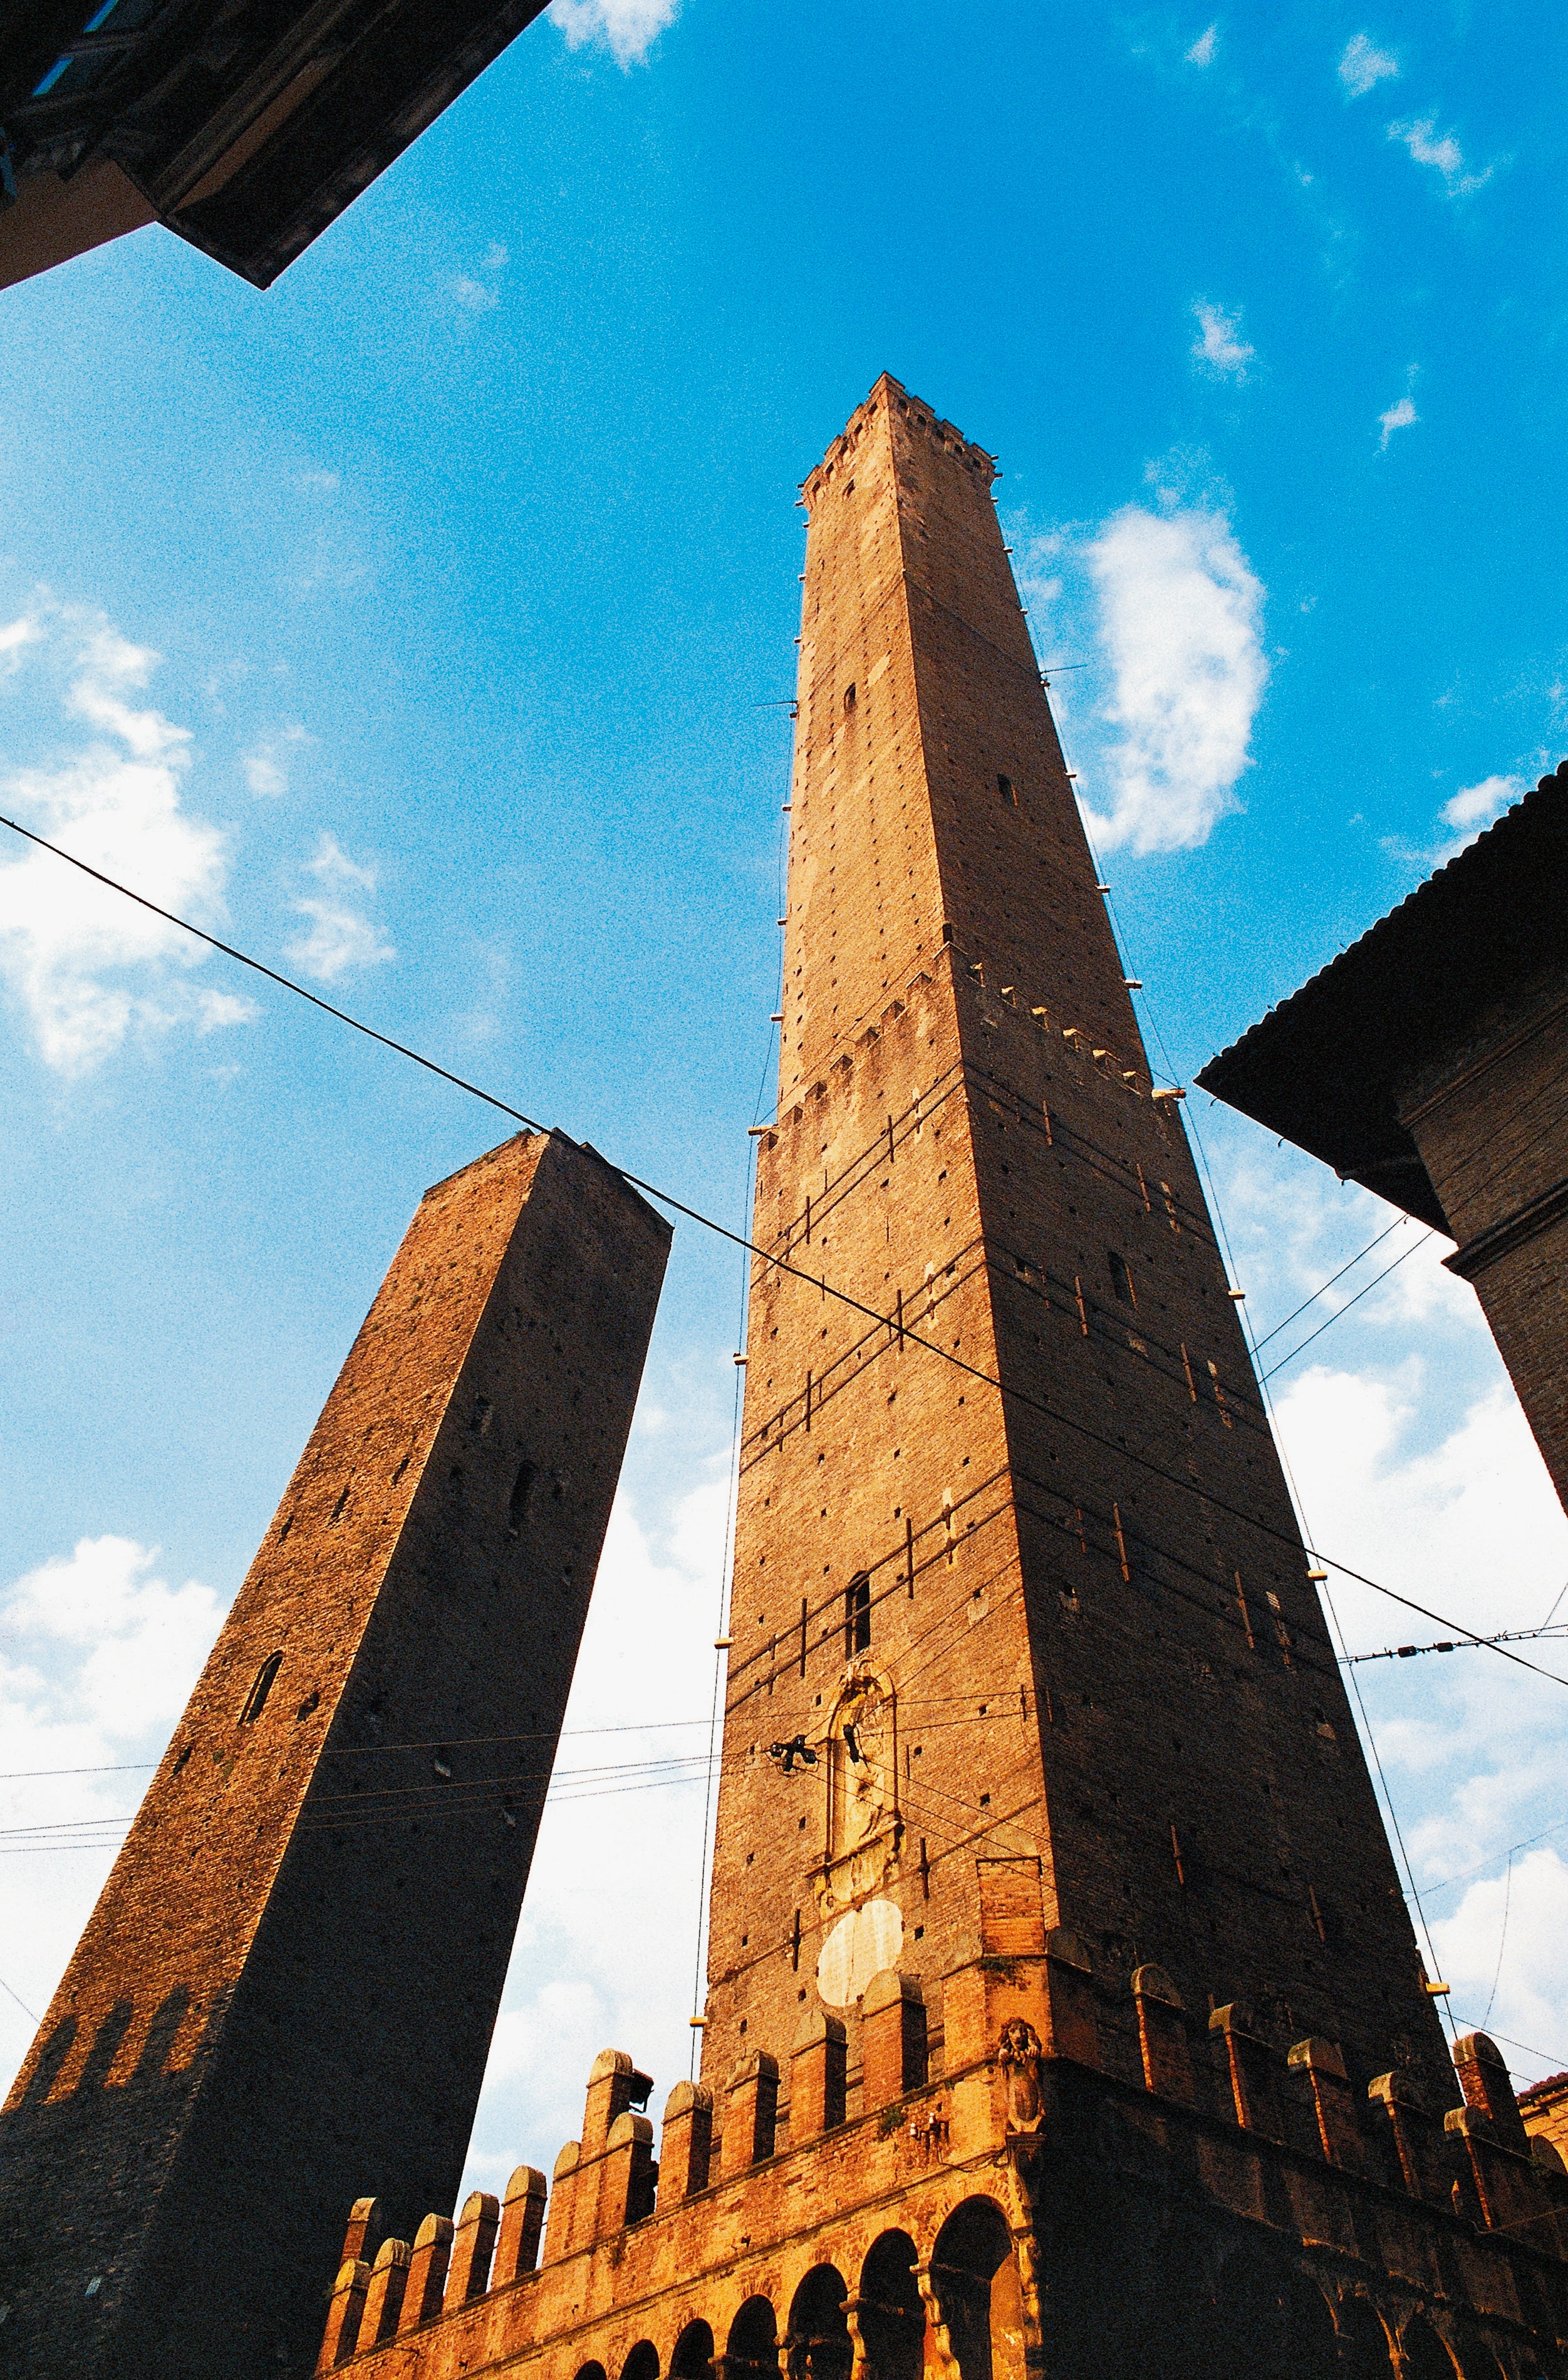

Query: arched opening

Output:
[1401, 2319, 1462, 2380]
[670, 2322, 715, 2380]
[1336, 2298, 1395, 2379]
[621, 2344, 660, 2380]
[1195, 2250, 1340, 2380]
[787, 2266, 850, 2380]
[1455, 2350, 1509, 2380]
[857, 2232, 923, 2380]
[726, 2299, 779, 2380]
[240, 1653, 282, 1723]
[929, 2198, 1018, 2380]
[574, 2364, 608, 2380]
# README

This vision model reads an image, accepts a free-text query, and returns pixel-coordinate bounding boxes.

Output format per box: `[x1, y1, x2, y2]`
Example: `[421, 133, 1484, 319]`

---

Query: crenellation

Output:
[358, 2240, 412, 2352]
[318, 1987, 1568, 2375]
[494, 2165, 548, 2284]
[443, 2191, 499, 2311]
[400, 2213, 455, 2333]
[318, 2260, 370, 2371]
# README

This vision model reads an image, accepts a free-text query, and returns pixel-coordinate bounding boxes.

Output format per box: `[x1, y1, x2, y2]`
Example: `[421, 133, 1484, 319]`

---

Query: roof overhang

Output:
[1195, 762, 1568, 1237]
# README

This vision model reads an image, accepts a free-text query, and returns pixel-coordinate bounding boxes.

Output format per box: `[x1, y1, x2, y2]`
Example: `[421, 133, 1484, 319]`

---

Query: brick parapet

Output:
[321, 2002, 1568, 2379]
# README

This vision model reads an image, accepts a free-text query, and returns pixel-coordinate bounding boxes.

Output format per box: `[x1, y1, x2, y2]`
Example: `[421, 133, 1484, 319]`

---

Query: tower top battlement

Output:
[801, 375, 997, 509]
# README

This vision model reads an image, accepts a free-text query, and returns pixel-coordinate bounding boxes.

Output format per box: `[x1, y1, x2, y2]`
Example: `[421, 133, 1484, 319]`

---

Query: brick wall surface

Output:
[1397, 969, 1568, 1511]
[306, 383, 1568, 2380]
[0, 1131, 669, 2380]
[705, 374, 1452, 2144]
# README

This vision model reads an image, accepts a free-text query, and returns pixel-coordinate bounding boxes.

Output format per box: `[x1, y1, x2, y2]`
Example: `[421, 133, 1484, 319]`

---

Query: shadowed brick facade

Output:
[1197, 766, 1568, 1519]
[319, 382, 1566, 2378]
[0, 1130, 669, 2379]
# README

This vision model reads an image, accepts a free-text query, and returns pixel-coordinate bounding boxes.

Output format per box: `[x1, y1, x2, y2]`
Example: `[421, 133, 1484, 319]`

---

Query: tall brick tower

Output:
[0, 1131, 669, 2380]
[315, 385, 1568, 2380]
[703, 372, 1448, 2096]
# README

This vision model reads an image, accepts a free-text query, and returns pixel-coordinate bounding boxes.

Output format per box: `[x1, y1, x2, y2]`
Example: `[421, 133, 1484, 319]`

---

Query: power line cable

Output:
[1247, 1215, 1411, 1352]
[1076, 813, 1458, 2035]
[6, 817, 1564, 1702]
[1259, 1234, 1435, 1381]
[0, 811, 544, 1137]
[0, 1973, 40, 2022]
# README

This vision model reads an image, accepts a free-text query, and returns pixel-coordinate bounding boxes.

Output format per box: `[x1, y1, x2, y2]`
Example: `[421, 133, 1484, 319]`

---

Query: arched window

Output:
[240, 1654, 282, 1724]
[1399, 2320, 1461, 2380]
[787, 2267, 850, 2380]
[844, 1572, 871, 1657]
[858, 2233, 923, 2380]
[726, 2299, 779, 2380]
[670, 2322, 715, 2380]
[928, 2199, 1015, 2380]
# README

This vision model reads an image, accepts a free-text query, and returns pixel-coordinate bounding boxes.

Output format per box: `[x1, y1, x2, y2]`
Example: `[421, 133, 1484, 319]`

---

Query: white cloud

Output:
[1079, 503, 1268, 852]
[1432, 1849, 1568, 2074]
[307, 829, 378, 891]
[1378, 392, 1418, 450]
[450, 242, 511, 314]
[1388, 114, 1493, 198]
[1338, 32, 1399, 96]
[1265, 1347, 1568, 2085]
[1185, 23, 1217, 66]
[281, 833, 393, 982]
[241, 722, 311, 796]
[548, 0, 678, 66]
[6, 1537, 222, 1741]
[1190, 300, 1255, 382]
[0, 1536, 224, 2069]
[0, 615, 44, 670]
[284, 903, 393, 984]
[459, 1470, 726, 2192]
[0, 609, 255, 1073]
[1439, 773, 1523, 855]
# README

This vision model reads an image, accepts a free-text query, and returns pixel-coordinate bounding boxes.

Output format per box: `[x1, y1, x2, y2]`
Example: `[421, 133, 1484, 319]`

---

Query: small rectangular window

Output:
[1109, 1250, 1136, 1307]
[844, 684, 857, 714]
[241, 1654, 282, 1724]
[997, 774, 1017, 806]
[844, 1572, 871, 1655]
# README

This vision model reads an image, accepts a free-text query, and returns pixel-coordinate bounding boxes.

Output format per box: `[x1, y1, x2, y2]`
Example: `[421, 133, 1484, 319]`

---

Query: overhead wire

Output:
[4, 808, 1562, 1707]
[5, 784, 1559, 2039]
[1246, 1213, 1412, 1352]
[1073, 800, 1459, 2037]
[689, 772, 792, 2071]
[1259, 1233, 1435, 1381]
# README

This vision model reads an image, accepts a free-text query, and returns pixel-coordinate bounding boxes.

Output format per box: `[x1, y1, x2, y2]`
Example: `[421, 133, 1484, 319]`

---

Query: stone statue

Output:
[999, 2019, 1045, 2134]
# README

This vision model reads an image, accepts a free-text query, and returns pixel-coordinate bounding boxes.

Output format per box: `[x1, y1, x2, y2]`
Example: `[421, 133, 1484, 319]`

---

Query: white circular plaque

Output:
[815, 1897, 903, 2008]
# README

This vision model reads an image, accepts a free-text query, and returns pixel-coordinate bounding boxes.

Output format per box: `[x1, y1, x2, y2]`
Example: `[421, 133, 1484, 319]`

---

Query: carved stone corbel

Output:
[915, 2263, 963, 2380]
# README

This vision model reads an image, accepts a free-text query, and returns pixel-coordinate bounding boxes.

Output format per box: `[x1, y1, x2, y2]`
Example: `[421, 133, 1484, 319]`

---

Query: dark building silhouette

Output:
[0, 0, 550, 289]
[1198, 765, 1568, 1517]
[308, 388, 1568, 2380]
[0, 1131, 669, 2378]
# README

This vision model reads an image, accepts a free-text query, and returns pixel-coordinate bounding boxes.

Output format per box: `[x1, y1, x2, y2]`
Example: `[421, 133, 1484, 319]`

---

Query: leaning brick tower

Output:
[0, 1131, 670, 2380]
[314, 383, 1568, 2380]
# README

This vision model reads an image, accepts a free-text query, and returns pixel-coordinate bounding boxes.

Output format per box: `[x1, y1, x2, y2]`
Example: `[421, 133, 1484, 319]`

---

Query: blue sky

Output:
[3, 0, 1567, 2191]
